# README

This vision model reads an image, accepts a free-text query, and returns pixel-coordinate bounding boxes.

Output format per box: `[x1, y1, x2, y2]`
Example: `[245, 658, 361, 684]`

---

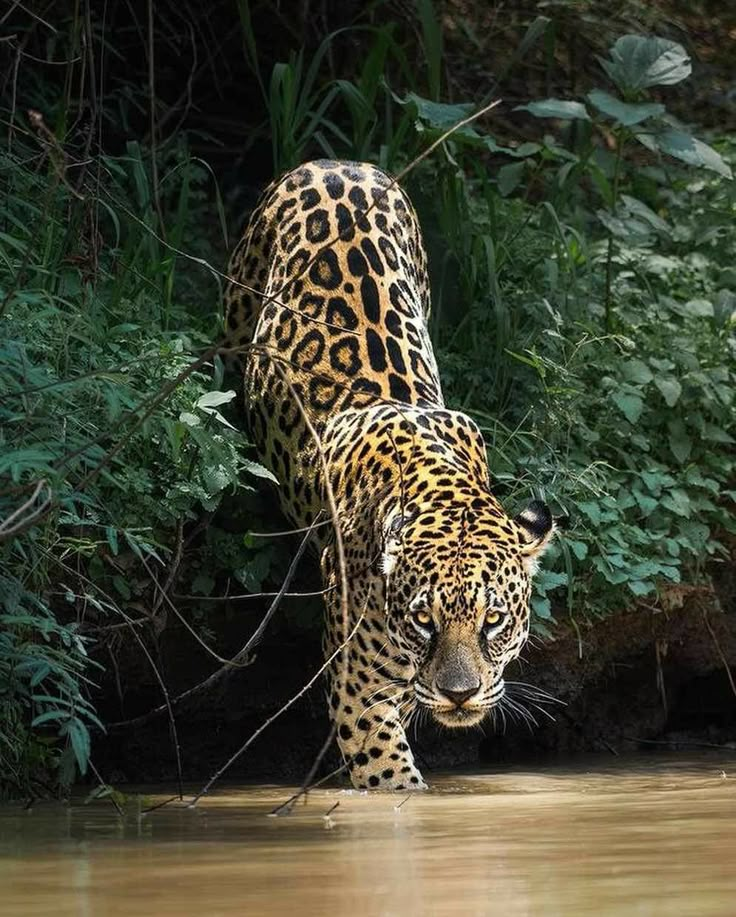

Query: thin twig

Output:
[109, 518, 318, 729]
[140, 795, 180, 815]
[2, 1, 57, 31]
[48, 553, 184, 798]
[268, 761, 349, 817]
[0, 479, 51, 540]
[138, 550, 247, 666]
[188, 610, 366, 806]
[702, 610, 736, 700]
[174, 586, 334, 603]
[86, 759, 124, 817]
[247, 519, 332, 538]
[269, 723, 337, 817]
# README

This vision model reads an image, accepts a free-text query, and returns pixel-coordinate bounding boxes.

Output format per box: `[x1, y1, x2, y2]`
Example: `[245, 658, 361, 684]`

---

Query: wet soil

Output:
[93, 573, 736, 788]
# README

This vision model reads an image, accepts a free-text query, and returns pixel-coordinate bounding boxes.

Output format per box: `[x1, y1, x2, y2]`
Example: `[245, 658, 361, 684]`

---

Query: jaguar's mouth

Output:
[430, 705, 487, 729]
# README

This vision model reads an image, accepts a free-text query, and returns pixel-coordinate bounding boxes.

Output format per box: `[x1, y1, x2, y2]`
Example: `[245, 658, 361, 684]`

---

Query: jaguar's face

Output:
[379, 500, 554, 728]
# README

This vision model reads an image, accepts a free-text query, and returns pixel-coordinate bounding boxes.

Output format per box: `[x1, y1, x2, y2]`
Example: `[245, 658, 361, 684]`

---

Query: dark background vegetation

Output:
[1, 0, 734, 798]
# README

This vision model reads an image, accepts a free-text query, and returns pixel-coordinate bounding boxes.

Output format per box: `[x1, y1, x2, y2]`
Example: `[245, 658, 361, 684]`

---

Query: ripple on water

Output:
[1, 753, 735, 917]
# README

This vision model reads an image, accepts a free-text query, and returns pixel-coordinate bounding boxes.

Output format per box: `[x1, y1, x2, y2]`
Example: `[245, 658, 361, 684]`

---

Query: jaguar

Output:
[224, 159, 555, 790]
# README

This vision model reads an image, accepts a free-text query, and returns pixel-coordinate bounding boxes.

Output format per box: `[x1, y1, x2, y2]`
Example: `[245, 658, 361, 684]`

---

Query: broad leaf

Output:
[612, 391, 644, 423]
[569, 539, 588, 560]
[531, 595, 552, 619]
[515, 99, 590, 121]
[242, 459, 279, 485]
[640, 129, 733, 179]
[196, 390, 237, 409]
[661, 488, 692, 518]
[587, 89, 664, 126]
[599, 36, 691, 93]
[682, 298, 715, 318]
[668, 419, 692, 463]
[619, 195, 670, 235]
[397, 93, 480, 143]
[497, 161, 525, 196]
[655, 376, 682, 406]
[195, 390, 237, 429]
[622, 358, 653, 384]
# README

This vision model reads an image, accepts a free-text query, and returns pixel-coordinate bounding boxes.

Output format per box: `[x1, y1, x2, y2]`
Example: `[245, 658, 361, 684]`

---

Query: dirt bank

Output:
[94, 558, 735, 788]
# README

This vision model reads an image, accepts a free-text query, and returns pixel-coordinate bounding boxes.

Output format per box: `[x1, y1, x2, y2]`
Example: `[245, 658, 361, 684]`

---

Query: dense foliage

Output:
[0, 1, 733, 795]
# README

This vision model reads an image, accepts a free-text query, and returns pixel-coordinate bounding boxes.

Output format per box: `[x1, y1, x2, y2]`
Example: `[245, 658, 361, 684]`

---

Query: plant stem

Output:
[604, 128, 626, 331]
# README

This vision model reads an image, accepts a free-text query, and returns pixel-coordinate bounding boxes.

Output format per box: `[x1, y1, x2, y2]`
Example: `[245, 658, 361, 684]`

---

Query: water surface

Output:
[1, 754, 735, 916]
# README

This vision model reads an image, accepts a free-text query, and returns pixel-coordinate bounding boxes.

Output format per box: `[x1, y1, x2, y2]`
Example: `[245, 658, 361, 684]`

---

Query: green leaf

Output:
[497, 161, 525, 196]
[661, 488, 692, 518]
[619, 195, 670, 235]
[682, 298, 715, 318]
[668, 419, 693, 463]
[179, 411, 201, 427]
[596, 209, 652, 241]
[534, 570, 568, 593]
[578, 502, 601, 525]
[202, 465, 232, 494]
[112, 575, 131, 600]
[644, 129, 733, 179]
[634, 490, 658, 516]
[703, 424, 735, 444]
[622, 359, 653, 385]
[531, 595, 552, 619]
[31, 710, 67, 727]
[105, 526, 119, 556]
[655, 376, 682, 407]
[515, 99, 590, 121]
[399, 93, 476, 134]
[68, 718, 91, 776]
[235, 549, 274, 593]
[612, 391, 644, 423]
[587, 90, 664, 126]
[569, 539, 588, 560]
[628, 580, 655, 596]
[196, 390, 237, 409]
[599, 35, 691, 93]
[242, 459, 279, 485]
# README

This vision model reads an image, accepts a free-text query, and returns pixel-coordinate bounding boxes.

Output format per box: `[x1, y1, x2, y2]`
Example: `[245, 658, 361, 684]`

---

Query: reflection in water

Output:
[1, 755, 735, 916]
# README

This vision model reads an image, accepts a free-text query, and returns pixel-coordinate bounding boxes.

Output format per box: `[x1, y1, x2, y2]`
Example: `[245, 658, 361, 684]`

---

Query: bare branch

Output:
[188, 608, 366, 806]
[0, 479, 52, 541]
[109, 516, 319, 729]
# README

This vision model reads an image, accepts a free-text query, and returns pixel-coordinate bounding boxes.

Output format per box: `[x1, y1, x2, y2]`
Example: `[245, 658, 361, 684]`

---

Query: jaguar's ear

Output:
[377, 507, 410, 576]
[514, 500, 555, 574]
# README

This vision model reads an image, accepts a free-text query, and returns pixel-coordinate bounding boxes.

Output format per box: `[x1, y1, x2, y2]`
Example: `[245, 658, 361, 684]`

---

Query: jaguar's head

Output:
[379, 497, 554, 727]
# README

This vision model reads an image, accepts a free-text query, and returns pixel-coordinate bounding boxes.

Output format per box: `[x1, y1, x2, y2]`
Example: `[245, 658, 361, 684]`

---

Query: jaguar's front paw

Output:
[349, 758, 427, 791]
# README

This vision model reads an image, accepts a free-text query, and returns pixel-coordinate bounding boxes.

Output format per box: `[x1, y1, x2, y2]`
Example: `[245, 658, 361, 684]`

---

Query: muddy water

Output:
[1, 755, 735, 917]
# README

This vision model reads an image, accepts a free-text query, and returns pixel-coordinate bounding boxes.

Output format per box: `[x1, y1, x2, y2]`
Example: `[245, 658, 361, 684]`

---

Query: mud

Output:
[93, 570, 736, 788]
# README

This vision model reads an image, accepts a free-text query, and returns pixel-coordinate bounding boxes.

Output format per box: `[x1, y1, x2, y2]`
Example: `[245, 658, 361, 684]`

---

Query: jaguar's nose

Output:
[437, 683, 480, 707]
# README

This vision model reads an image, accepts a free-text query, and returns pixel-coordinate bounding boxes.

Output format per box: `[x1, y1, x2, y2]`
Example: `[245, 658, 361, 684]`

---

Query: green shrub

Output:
[0, 134, 266, 795]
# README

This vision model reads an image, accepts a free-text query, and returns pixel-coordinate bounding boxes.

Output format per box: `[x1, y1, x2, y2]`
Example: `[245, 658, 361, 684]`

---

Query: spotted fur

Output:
[224, 160, 554, 790]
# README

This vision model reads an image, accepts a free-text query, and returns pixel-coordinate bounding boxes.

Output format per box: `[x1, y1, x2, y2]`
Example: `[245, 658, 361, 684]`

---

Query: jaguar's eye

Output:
[413, 608, 433, 629]
[483, 608, 508, 636]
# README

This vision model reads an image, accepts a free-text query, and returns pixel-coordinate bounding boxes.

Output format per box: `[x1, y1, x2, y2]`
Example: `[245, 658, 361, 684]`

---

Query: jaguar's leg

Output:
[325, 631, 427, 791]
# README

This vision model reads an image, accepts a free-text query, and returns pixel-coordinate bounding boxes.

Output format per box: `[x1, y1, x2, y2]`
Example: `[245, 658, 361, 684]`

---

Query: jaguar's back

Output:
[224, 159, 444, 526]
